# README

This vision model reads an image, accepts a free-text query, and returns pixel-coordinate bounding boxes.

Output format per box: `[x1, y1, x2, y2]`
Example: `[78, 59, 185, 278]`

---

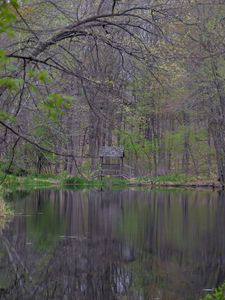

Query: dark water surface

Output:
[0, 188, 225, 300]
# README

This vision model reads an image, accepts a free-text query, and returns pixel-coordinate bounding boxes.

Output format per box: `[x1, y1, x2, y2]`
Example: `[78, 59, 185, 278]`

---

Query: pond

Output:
[0, 188, 224, 300]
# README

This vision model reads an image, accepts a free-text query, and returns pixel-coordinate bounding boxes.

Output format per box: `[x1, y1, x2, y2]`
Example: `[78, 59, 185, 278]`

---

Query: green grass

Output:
[0, 172, 129, 190]
[0, 172, 59, 189]
[133, 174, 209, 185]
[62, 176, 90, 186]
[0, 170, 216, 191]
[62, 176, 128, 190]
[102, 177, 129, 187]
[145, 174, 194, 183]
[0, 173, 20, 186]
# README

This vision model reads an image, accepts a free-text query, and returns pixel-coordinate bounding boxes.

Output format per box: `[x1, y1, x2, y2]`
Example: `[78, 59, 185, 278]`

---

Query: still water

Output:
[0, 188, 224, 300]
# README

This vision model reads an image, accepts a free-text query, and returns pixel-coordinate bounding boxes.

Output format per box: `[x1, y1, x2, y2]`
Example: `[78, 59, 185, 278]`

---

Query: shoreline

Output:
[0, 174, 222, 191]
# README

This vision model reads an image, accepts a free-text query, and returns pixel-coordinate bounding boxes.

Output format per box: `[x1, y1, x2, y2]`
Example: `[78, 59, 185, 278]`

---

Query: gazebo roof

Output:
[99, 146, 124, 158]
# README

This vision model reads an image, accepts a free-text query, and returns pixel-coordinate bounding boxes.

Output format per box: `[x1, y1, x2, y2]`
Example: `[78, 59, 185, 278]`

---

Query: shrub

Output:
[200, 283, 225, 300]
[0, 162, 28, 176]
[62, 176, 89, 186]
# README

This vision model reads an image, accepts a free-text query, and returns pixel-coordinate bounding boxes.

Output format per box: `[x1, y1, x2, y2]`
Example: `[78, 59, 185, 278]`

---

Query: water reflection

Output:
[0, 188, 224, 299]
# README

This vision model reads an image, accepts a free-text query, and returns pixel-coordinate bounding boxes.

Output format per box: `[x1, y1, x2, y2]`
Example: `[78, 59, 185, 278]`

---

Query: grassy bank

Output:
[0, 172, 220, 190]
[130, 174, 220, 189]
[0, 172, 129, 190]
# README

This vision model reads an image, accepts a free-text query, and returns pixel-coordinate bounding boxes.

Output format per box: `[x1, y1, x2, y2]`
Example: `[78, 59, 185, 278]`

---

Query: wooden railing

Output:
[91, 164, 135, 179]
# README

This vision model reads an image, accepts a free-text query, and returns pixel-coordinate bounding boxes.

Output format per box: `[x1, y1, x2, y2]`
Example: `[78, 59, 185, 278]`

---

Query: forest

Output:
[0, 0, 225, 185]
[2, 1, 225, 300]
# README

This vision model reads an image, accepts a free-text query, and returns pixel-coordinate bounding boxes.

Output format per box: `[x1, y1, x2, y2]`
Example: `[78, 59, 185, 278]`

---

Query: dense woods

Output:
[1, 0, 225, 183]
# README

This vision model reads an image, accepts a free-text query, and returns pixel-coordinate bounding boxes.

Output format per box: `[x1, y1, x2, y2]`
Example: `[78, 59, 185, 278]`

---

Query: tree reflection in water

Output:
[0, 189, 224, 300]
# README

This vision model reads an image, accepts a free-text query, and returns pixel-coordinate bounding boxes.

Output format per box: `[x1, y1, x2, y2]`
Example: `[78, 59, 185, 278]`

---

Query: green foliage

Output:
[0, 0, 18, 36]
[165, 127, 208, 152]
[80, 161, 92, 176]
[0, 170, 61, 188]
[116, 129, 154, 159]
[0, 161, 28, 176]
[0, 77, 23, 90]
[62, 176, 89, 186]
[41, 93, 73, 121]
[28, 122, 56, 151]
[62, 175, 128, 189]
[0, 110, 15, 122]
[200, 283, 225, 300]
[103, 177, 128, 188]
[0, 174, 20, 187]
[27, 69, 52, 83]
[3, 166, 28, 177]
[0, 49, 8, 69]
[38, 70, 51, 83]
[165, 129, 184, 153]
[0, 1, 22, 124]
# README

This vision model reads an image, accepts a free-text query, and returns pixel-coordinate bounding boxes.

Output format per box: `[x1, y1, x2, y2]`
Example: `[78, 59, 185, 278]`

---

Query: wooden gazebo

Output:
[99, 146, 124, 178]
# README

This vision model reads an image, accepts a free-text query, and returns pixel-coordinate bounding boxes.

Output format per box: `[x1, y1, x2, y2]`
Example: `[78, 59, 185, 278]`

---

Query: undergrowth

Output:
[200, 282, 225, 300]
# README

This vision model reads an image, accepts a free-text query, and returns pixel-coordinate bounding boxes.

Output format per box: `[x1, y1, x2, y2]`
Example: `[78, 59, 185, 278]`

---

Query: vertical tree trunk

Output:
[206, 125, 211, 177]
[210, 121, 225, 186]
[89, 110, 97, 167]
[182, 112, 190, 175]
